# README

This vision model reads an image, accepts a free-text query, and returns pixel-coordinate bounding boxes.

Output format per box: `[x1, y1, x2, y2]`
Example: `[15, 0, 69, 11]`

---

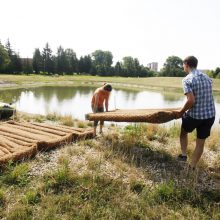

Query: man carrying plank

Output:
[175, 56, 215, 169]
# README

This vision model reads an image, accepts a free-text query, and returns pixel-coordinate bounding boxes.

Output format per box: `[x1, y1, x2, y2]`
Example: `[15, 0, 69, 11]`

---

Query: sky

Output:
[1, 0, 220, 70]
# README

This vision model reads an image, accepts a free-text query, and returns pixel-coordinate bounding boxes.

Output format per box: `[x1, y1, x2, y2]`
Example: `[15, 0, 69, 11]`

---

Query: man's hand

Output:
[173, 92, 194, 119]
[173, 110, 184, 119]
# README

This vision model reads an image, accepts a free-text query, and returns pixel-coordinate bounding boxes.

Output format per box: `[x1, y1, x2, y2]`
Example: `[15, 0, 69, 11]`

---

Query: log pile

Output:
[0, 121, 93, 164]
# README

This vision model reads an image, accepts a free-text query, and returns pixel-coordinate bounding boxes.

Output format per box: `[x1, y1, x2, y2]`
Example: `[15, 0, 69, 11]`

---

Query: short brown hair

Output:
[103, 84, 112, 92]
[183, 56, 198, 68]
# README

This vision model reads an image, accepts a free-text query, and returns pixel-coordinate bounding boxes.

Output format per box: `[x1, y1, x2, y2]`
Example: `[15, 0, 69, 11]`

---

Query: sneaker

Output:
[177, 154, 187, 162]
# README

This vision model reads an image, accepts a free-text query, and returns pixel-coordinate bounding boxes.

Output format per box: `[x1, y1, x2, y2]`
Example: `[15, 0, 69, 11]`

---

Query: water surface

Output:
[0, 86, 219, 126]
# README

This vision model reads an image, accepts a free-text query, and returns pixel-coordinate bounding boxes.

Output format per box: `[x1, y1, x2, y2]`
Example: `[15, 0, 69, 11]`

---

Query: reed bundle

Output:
[85, 108, 179, 124]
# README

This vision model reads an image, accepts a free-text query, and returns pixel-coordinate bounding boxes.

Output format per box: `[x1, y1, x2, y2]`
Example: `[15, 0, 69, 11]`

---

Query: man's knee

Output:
[180, 127, 187, 137]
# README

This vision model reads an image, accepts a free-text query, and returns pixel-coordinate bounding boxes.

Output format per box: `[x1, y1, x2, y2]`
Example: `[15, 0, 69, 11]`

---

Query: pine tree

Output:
[42, 43, 54, 73]
[33, 48, 43, 74]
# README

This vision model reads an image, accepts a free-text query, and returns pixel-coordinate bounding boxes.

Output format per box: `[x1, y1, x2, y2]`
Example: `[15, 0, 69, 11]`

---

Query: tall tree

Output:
[0, 43, 10, 72]
[4, 39, 22, 73]
[161, 56, 184, 77]
[42, 43, 54, 73]
[56, 46, 66, 74]
[92, 50, 113, 76]
[22, 58, 33, 74]
[78, 55, 92, 74]
[114, 61, 122, 76]
[122, 56, 135, 76]
[83, 55, 92, 73]
[5, 39, 13, 57]
[33, 48, 43, 74]
[65, 48, 78, 74]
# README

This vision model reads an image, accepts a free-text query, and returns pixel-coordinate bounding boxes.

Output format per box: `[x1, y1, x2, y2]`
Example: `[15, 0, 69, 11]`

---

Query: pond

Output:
[0, 86, 219, 126]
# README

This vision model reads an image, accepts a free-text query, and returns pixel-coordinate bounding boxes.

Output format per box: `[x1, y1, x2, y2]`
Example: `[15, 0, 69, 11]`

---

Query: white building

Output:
[147, 62, 158, 72]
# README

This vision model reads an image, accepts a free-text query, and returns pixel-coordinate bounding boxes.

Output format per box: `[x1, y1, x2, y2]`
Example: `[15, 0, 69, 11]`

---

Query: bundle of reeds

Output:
[85, 108, 180, 123]
[0, 135, 37, 164]
[0, 121, 93, 164]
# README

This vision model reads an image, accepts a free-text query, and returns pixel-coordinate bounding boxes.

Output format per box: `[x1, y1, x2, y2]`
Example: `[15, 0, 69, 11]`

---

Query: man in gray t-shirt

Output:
[175, 56, 215, 169]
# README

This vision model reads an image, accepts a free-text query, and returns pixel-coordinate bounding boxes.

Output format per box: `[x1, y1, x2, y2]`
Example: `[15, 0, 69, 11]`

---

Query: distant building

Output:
[147, 62, 158, 72]
[20, 58, 33, 66]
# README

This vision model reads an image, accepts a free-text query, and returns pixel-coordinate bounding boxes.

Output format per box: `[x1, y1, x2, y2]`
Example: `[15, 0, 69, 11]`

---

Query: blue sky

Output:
[1, 0, 220, 70]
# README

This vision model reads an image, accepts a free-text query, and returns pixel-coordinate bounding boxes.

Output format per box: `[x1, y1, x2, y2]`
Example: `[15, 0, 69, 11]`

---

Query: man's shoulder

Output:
[182, 73, 193, 84]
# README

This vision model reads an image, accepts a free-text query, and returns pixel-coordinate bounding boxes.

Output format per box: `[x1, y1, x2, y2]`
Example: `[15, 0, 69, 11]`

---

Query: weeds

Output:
[22, 190, 41, 205]
[46, 112, 61, 121]
[77, 121, 87, 128]
[60, 115, 75, 126]
[6, 205, 33, 220]
[1, 163, 30, 186]
[0, 188, 6, 207]
[43, 161, 74, 193]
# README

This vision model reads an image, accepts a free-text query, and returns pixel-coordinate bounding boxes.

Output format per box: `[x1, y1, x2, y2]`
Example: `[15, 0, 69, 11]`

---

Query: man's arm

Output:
[105, 95, 109, 112]
[92, 93, 99, 112]
[175, 92, 195, 118]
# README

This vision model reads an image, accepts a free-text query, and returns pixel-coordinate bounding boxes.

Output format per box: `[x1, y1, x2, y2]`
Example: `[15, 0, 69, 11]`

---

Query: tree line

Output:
[0, 39, 220, 78]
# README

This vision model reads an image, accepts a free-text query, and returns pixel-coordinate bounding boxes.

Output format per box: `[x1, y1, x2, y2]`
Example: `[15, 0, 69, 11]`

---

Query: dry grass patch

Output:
[60, 115, 75, 126]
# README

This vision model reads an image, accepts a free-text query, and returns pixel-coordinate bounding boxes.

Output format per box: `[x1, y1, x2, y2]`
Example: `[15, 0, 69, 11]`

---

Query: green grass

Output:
[22, 190, 41, 205]
[0, 188, 6, 207]
[1, 74, 220, 93]
[1, 163, 30, 186]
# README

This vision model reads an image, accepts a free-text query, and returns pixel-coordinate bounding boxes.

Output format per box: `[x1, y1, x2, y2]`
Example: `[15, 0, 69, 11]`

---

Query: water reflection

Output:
[0, 88, 23, 103]
[0, 86, 219, 126]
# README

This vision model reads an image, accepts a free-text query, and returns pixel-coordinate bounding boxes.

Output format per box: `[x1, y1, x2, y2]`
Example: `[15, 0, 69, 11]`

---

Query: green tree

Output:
[42, 43, 54, 73]
[122, 56, 135, 76]
[33, 48, 43, 74]
[22, 58, 33, 74]
[160, 56, 184, 77]
[56, 46, 66, 74]
[78, 55, 92, 74]
[114, 61, 122, 76]
[5, 39, 22, 73]
[92, 50, 113, 76]
[78, 56, 85, 73]
[83, 55, 92, 73]
[207, 70, 214, 78]
[65, 48, 78, 74]
[0, 43, 10, 72]
[213, 67, 220, 78]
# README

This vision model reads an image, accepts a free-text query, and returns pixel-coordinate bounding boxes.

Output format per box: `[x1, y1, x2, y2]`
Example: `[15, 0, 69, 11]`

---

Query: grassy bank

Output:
[1, 74, 220, 94]
[0, 113, 220, 219]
